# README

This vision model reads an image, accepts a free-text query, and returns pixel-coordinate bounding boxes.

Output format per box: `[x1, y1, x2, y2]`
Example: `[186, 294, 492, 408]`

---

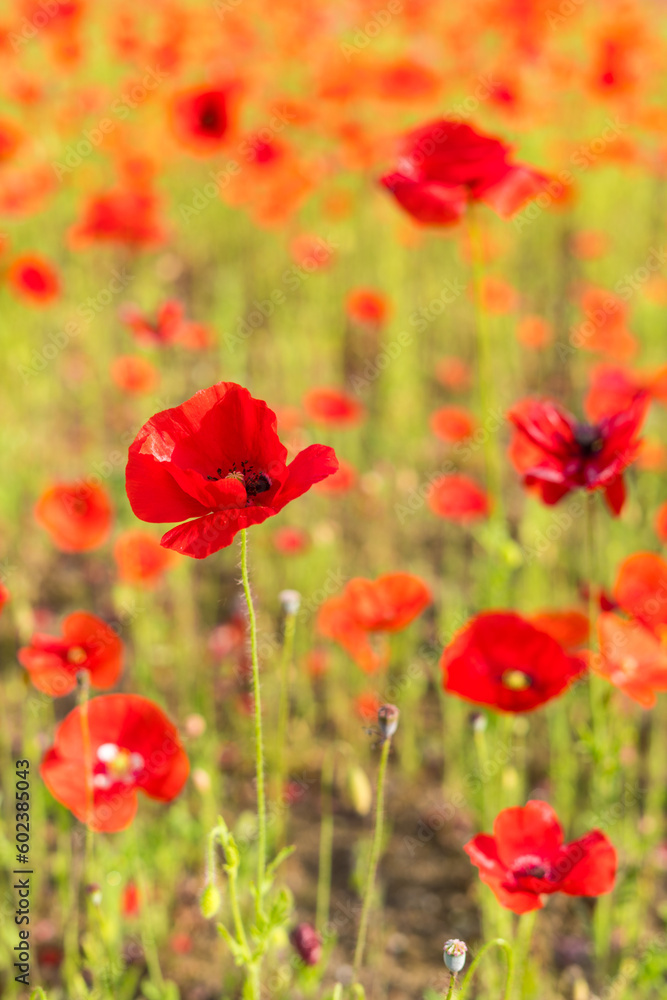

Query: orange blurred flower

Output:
[303, 388, 365, 428]
[591, 613, 667, 708]
[7, 254, 60, 306]
[430, 406, 476, 443]
[113, 530, 176, 587]
[428, 474, 490, 524]
[110, 355, 159, 394]
[345, 288, 390, 327]
[35, 481, 113, 552]
[516, 316, 553, 350]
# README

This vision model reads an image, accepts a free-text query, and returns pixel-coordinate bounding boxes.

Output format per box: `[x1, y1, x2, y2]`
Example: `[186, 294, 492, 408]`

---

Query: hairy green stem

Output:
[457, 937, 512, 1000]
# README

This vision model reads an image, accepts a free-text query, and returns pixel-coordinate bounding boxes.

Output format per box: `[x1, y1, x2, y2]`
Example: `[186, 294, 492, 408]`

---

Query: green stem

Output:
[239, 529, 267, 903]
[352, 735, 392, 979]
[508, 911, 538, 1000]
[316, 747, 335, 933]
[444, 972, 457, 999]
[457, 938, 512, 1000]
[275, 607, 297, 841]
[467, 205, 503, 516]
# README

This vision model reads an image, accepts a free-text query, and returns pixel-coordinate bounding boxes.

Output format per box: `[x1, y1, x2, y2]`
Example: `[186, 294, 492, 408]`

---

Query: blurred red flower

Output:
[69, 188, 167, 249]
[171, 85, 234, 155]
[428, 474, 489, 523]
[121, 881, 141, 918]
[430, 407, 476, 443]
[313, 458, 357, 494]
[380, 119, 550, 226]
[345, 288, 390, 327]
[35, 481, 113, 552]
[441, 612, 586, 712]
[516, 316, 553, 350]
[19, 612, 123, 697]
[119, 300, 184, 347]
[465, 800, 616, 913]
[575, 287, 637, 361]
[303, 387, 365, 428]
[272, 525, 310, 555]
[7, 253, 60, 306]
[318, 572, 431, 673]
[41, 694, 189, 832]
[655, 502, 667, 544]
[591, 612, 667, 707]
[0, 118, 22, 162]
[113, 530, 176, 587]
[0, 582, 9, 614]
[507, 393, 648, 515]
[110, 355, 159, 395]
[435, 356, 471, 392]
[613, 553, 667, 635]
[528, 610, 589, 650]
[126, 382, 338, 558]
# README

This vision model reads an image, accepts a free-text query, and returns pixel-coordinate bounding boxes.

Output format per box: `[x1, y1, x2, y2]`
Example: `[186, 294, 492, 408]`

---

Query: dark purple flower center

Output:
[573, 422, 604, 456]
[206, 461, 272, 499]
[511, 853, 556, 883]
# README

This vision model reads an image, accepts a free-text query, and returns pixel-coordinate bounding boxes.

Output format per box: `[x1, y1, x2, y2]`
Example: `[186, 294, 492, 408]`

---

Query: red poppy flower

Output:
[125, 382, 338, 558]
[591, 612, 667, 708]
[479, 276, 518, 314]
[7, 254, 60, 306]
[19, 612, 123, 697]
[507, 393, 648, 516]
[303, 388, 365, 428]
[655, 502, 667, 544]
[380, 119, 550, 226]
[121, 881, 141, 918]
[35, 481, 113, 552]
[41, 694, 189, 833]
[345, 288, 390, 327]
[290, 234, 335, 270]
[584, 364, 642, 422]
[69, 188, 167, 249]
[113, 531, 176, 587]
[0, 582, 9, 614]
[574, 287, 637, 362]
[441, 612, 586, 712]
[528, 610, 589, 650]
[119, 300, 184, 347]
[464, 800, 616, 913]
[272, 525, 310, 555]
[318, 572, 431, 673]
[613, 553, 667, 635]
[435, 356, 471, 392]
[171, 85, 234, 155]
[110, 355, 159, 395]
[428, 474, 489, 523]
[430, 407, 476, 443]
[0, 119, 22, 162]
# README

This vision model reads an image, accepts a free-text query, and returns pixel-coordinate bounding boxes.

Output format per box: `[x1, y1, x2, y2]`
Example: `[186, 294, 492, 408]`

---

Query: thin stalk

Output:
[457, 938, 512, 1000]
[239, 529, 267, 901]
[444, 972, 457, 999]
[352, 735, 392, 979]
[508, 911, 538, 1000]
[316, 747, 335, 933]
[275, 606, 297, 843]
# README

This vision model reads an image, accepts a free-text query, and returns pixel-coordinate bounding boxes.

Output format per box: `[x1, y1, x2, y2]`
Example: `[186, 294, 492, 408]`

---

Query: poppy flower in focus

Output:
[110, 355, 159, 395]
[430, 406, 476, 443]
[464, 800, 616, 913]
[35, 481, 113, 552]
[441, 612, 586, 712]
[380, 119, 550, 226]
[69, 188, 167, 249]
[428, 474, 489, 523]
[19, 612, 123, 697]
[125, 382, 338, 558]
[113, 530, 176, 587]
[313, 459, 357, 494]
[171, 85, 234, 155]
[507, 393, 648, 515]
[7, 254, 60, 306]
[345, 288, 390, 327]
[435, 356, 471, 392]
[303, 388, 365, 428]
[318, 573, 432, 673]
[516, 316, 553, 350]
[528, 610, 589, 650]
[613, 553, 667, 635]
[591, 612, 667, 707]
[272, 525, 310, 555]
[40, 694, 189, 832]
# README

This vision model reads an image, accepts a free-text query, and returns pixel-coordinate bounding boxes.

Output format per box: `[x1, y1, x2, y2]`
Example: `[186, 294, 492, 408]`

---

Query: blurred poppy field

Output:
[4, 0, 667, 998]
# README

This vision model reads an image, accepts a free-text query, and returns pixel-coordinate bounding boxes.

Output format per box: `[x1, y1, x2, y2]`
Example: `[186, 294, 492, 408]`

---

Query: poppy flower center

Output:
[67, 645, 88, 665]
[501, 669, 532, 691]
[573, 422, 604, 455]
[511, 853, 555, 882]
[206, 461, 272, 499]
[200, 105, 224, 133]
[93, 743, 145, 789]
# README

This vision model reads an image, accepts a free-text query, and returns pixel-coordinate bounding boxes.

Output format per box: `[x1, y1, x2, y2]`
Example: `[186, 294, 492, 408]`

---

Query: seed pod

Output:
[279, 589, 301, 615]
[377, 703, 399, 740]
[443, 938, 467, 973]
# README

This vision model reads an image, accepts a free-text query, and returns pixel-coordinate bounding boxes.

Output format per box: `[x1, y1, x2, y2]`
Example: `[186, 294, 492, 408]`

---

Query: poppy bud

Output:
[290, 923, 322, 966]
[346, 764, 372, 816]
[279, 589, 301, 615]
[377, 703, 399, 740]
[443, 938, 467, 973]
[200, 883, 221, 919]
[86, 883, 102, 907]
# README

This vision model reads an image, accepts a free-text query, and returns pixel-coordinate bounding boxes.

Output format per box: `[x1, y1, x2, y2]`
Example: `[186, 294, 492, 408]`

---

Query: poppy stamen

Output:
[501, 669, 532, 691]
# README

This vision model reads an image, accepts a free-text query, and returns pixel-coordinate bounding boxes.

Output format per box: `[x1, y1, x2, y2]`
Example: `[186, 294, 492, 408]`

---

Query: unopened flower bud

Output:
[279, 589, 301, 615]
[200, 883, 221, 919]
[346, 764, 372, 816]
[290, 923, 322, 966]
[443, 938, 467, 973]
[377, 703, 399, 740]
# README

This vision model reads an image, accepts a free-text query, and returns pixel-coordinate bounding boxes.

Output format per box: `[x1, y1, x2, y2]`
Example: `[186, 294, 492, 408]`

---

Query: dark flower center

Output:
[206, 461, 272, 499]
[501, 669, 532, 691]
[511, 853, 555, 882]
[200, 106, 221, 132]
[572, 422, 604, 455]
